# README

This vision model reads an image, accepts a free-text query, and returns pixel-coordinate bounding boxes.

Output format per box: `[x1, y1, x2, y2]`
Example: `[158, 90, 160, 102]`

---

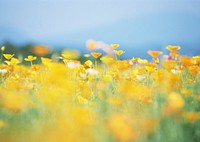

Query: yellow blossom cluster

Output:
[0, 44, 200, 142]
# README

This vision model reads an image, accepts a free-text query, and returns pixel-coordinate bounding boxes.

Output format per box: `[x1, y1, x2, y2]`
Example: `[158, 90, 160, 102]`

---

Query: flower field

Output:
[0, 41, 200, 142]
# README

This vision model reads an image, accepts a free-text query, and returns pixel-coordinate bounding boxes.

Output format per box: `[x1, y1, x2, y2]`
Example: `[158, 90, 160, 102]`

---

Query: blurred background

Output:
[0, 0, 200, 58]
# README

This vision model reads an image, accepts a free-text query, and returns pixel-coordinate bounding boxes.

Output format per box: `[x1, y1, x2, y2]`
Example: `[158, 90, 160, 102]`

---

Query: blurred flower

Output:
[163, 55, 172, 60]
[138, 58, 148, 65]
[66, 60, 80, 68]
[0, 120, 5, 129]
[1, 46, 5, 51]
[107, 113, 137, 142]
[4, 58, 20, 66]
[86, 68, 98, 75]
[171, 69, 182, 74]
[31, 45, 50, 56]
[77, 96, 88, 104]
[84, 60, 93, 69]
[86, 39, 97, 50]
[131, 57, 139, 63]
[170, 51, 179, 59]
[192, 55, 200, 65]
[179, 56, 193, 67]
[164, 92, 185, 115]
[183, 111, 200, 123]
[100, 56, 115, 65]
[61, 49, 80, 59]
[86, 39, 114, 56]
[41, 57, 52, 65]
[0, 68, 7, 74]
[84, 54, 90, 58]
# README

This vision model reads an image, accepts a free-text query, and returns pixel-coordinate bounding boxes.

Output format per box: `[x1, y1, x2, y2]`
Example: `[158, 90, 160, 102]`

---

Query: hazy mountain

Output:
[0, 26, 34, 45]
[45, 12, 200, 57]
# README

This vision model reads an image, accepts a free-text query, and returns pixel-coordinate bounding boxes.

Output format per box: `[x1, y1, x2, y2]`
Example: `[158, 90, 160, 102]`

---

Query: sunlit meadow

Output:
[0, 40, 200, 142]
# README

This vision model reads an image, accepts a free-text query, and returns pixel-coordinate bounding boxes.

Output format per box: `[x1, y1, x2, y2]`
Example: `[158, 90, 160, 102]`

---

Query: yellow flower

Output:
[131, 57, 139, 62]
[84, 60, 93, 69]
[1, 46, 5, 51]
[41, 57, 51, 65]
[61, 49, 80, 59]
[168, 92, 185, 110]
[91, 52, 102, 58]
[193, 56, 200, 64]
[5, 58, 20, 66]
[153, 57, 160, 64]
[193, 55, 200, 60]
[3, 54, 14, 60]
[111, 44, 119, 49]
[24, 55, 37, 61]
[100, 56, 115, 65]
[77, 96, 88, 104]
[107, 113, 137, 142]
[166, 45, 181, 52]
[138, 58, 148, 65]
[170, 51, 180, 58]
[145, 63, 156, 72]
[114, 50, 124, 56]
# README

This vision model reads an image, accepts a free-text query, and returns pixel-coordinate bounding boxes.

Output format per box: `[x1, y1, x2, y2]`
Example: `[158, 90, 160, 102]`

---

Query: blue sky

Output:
[1, 0, 200, 38]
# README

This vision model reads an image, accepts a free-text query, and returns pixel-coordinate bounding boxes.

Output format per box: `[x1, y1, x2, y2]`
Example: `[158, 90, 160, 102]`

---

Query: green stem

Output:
[95, 59, 97, 70]
[0, 51, 4, 64]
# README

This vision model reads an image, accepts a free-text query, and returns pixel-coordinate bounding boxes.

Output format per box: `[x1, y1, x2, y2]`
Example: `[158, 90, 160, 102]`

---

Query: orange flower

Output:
[179, 56, 193, 67]
[147, 50, 163, 58]
[166, 45, 181, 52]
[91, 52, 102, 58]
[31, 45, 50, 56]
[183, 111, 200, 122]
